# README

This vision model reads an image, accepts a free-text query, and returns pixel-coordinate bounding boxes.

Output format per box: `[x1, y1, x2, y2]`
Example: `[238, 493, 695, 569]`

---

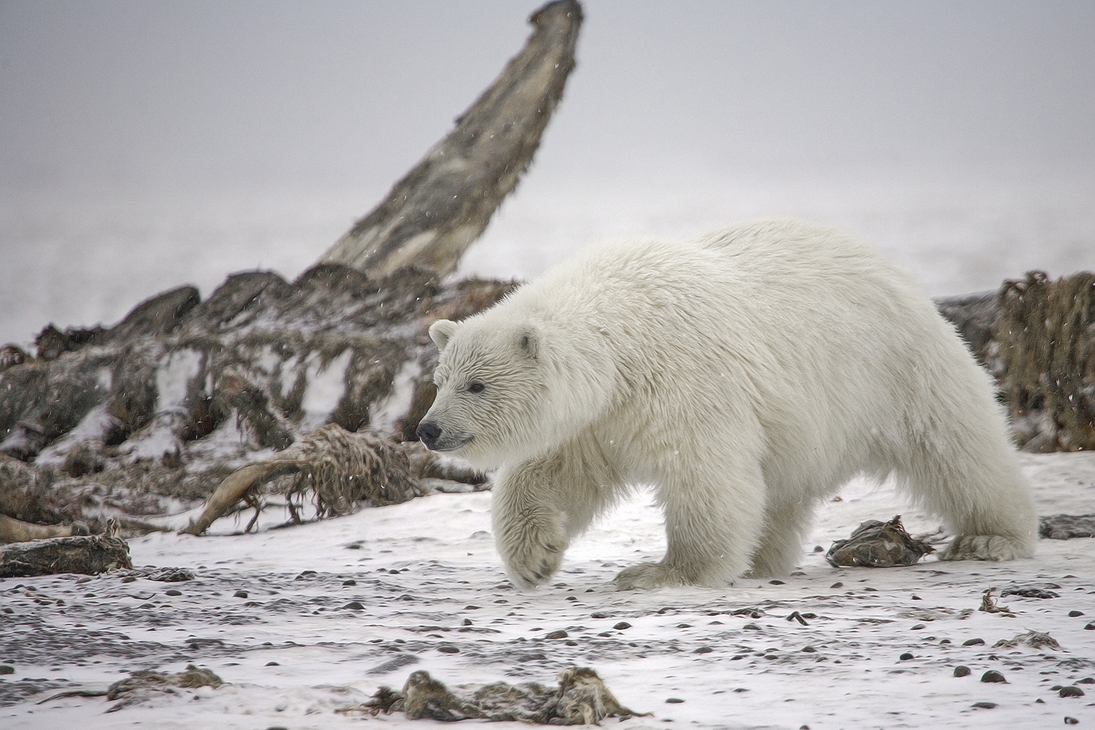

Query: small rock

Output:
[899, 652, 914, 661]
[769, 579, 785, 585]
[165, 589, 182, 596]
[1077, 677, 1095, 684]
[693, 646, 713, 654]
[462, 618, 472, 626]
[953, 666, 971, 677]
[911, 624, 925, 630]
[1065, 717, 1079, 725]
[813, 545, 824, 552]
[801, 646, 817, 653]
[666, 697, 684, 704]
[591, 611, 608, 619]
[343, 601, 365, 610]
[0, 665, 13, 675]
[972, 702, 997, 709]
[963, 638, 985, 646]
[234, 590, 248, 598]
[265, 661, 279, 666]
[437, 645, 459, 654]
[981, 670, 1007, 684]
[545, 630, 568, 640]
[830, 582, 843, 589]
[1085, 623, 1095, 630]
[343, 579, 356, 586]
[613, 621, 631, 630]
[1059, 686, 1085, 698]
[1068, 610, 1084, 617]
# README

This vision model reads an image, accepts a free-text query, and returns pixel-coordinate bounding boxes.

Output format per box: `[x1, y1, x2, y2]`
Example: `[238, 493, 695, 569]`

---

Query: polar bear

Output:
[417, 219, 1037, 590]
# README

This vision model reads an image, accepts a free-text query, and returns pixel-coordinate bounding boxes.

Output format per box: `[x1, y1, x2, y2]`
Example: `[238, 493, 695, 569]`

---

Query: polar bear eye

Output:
[467, 381, 485, 394]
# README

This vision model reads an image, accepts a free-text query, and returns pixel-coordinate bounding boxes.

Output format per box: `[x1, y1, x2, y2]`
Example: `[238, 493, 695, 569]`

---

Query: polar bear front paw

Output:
[614, 562, 687, 591]
[497, 520, 567, 589]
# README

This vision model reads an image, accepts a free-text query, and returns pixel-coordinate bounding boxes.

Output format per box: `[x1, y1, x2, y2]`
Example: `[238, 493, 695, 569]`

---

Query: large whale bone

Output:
[319, 0, 583, 278]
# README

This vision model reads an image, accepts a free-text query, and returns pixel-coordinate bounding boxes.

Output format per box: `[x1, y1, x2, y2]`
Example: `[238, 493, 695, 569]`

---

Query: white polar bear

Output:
[417, 219, 1037, 590]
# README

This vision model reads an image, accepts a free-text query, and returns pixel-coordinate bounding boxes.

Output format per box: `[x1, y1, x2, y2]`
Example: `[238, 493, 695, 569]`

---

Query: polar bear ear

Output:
[517, 328, 538, 359]
[429, 319, 458, 351]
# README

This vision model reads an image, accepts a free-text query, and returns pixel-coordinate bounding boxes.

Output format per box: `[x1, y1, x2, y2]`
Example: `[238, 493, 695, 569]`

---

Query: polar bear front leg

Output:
[491, 459, 570, 589]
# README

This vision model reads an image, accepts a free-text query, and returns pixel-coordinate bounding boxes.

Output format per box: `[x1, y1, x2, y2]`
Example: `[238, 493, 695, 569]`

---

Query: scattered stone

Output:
[971, 702, 997, 709]
[980, 670, 1008, 684]
[233, 590, 248, 598]
[666, 697, 684, 704]
[545, 630, 568, 640]
[0, 665, 13, 675]
[366, 654, 420, 676]
[769, 579, 785, 585]
[953, 666, 971, 677]
[693, 647, 713, 654]
[963, 638, 985, 646]
[1065, 717, 1079, 725]
[437, 645, 459, 654]
[899, 653, 914, 661]
[1059, 686, 1085, 698]
[830, 582, 843, 589]
[344, 601, 365, 610]
[1068, 610, 1084, 617]
[1085, 623, 1095, 630]
[613, 622, 631, 630]
[590, 612, 608, 619]
[825, 516, 935, 568]
[1078, 678, 1095, 684]
[349, 666, 648, 723]
[1039, 514, 1095, 540]
[165, 589, 182, 597]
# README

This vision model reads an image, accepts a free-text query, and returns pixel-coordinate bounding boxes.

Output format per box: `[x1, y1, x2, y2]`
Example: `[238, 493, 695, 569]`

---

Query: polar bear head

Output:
[416, 316, 551, 469]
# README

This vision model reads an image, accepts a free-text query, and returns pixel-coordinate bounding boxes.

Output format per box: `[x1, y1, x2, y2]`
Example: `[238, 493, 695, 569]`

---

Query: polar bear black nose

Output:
[417, 421, 442, 449]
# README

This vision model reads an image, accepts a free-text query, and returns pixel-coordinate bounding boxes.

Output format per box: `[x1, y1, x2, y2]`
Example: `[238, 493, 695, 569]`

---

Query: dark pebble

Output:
[963, 638, 985, 646]
[813, 545, 824, 552]
[743, 623, 761, 631]
[1059, 686, 1085, 698]
[1077, 677, 1095, 684]
[666, 697, 685, 704]
[830, 582, 843, 589]
[1085, 623, 1095, 630]
[953, 666, 971, 677]
[1068, 610, 1084, 617]
[971, 702, 997, 709]
[265, 661, 279, 666]
[438, 645, 460, 654]
[344, 601, 365, 610]
[911, 624, 925, 630]
[462, 618, 473, 626]
[234, 590, 248, 598]
[694, 646, 713, 654]
[614, 621, 631, 630]
[1065, 717, 1079, 725]
[802, 646, 817, 653]
[981, 670, 1008, 684]
[165, 589, 182, 596]
[0, 665, 13, 675]
[900, 652, 914, 661]
[342, 579, 356, 586]
[677, 623, 692, 628]
[545, 630, 568, 640]
[591, 611, 608, 619]
[769, 579, 785, 585]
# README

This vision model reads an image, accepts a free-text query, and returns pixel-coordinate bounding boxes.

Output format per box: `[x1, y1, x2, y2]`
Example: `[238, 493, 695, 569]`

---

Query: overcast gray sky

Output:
[2, 0, 1094, 200]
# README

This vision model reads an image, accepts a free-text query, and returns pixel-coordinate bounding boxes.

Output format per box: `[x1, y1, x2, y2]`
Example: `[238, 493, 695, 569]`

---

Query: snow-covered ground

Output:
[1, 452, 1093, 729]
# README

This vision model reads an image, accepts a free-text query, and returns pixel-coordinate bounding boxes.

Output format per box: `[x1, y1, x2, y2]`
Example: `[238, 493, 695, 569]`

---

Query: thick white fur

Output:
[421, 219, 1037, 590]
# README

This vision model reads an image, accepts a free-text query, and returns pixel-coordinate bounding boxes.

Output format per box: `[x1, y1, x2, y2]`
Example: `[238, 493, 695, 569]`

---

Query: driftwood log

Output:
[319, 0, 582, 279]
